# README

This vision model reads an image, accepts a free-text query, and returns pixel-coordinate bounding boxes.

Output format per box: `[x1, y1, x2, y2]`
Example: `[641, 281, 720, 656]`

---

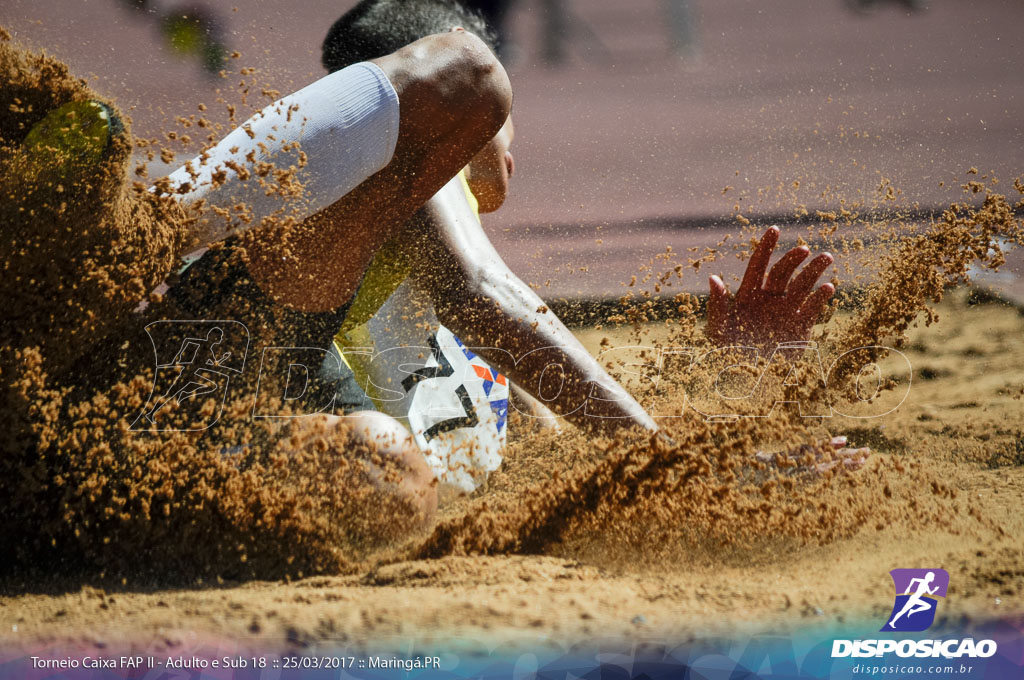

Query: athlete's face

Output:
[466, 115, 515, 213]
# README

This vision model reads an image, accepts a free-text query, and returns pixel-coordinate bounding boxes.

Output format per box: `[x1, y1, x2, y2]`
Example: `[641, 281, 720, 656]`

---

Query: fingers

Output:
[788, 252, 834, 304]
[737, 226, 779, 302]
[813, 446, 870, 474]
[836, 446, 871, 462]
[764, 245, 810, 294]
[707, 275, 729, 325]
[756, 438, 870, 476]
[795, 282, 835, 329]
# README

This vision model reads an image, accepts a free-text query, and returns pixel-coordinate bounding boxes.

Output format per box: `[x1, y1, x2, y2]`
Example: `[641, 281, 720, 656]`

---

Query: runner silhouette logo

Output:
[881, 568, 949, 632]
[131, 320, 250, 432]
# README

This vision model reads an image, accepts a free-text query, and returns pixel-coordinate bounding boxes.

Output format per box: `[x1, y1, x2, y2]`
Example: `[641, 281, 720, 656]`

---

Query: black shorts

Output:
[137, 240, 376, 439]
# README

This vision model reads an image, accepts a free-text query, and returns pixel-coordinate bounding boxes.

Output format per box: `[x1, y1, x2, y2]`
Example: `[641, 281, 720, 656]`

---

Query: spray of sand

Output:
[1, 35, 1021, 585]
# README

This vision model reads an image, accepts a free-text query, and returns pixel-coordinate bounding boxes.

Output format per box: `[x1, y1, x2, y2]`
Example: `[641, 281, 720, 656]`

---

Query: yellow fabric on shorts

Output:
[333, 170, 480, 375]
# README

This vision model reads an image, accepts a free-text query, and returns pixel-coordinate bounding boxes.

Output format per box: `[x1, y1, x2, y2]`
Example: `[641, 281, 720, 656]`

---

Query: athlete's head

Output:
[323, 0, 514, 213]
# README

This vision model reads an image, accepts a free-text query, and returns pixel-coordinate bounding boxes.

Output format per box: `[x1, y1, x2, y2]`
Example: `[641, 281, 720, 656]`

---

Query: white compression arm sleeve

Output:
[161, 62, 400, 243]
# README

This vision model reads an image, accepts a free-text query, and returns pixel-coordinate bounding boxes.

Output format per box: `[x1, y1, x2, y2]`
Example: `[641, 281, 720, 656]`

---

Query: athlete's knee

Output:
[439, 31, 513, 135]
[345, 410, 416, 458]
[342, 411, 438, 527]
[374, 31, 512, 148]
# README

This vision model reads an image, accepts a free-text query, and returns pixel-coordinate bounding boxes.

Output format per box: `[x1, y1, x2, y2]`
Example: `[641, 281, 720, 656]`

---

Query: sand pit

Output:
[3, 290, 1023, 653]
[1, 30, 1023, 668]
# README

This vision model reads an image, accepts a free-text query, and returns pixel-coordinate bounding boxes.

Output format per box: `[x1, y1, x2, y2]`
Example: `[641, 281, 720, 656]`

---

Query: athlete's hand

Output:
[755, 435, 871, 475]
[706, 226, 835, 350]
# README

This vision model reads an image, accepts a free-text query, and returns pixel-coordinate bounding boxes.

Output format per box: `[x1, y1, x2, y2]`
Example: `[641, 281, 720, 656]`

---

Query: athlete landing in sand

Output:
[294, 0, 870, 518]
[140, 26, 514, 535]
[138, 1, 864, 538]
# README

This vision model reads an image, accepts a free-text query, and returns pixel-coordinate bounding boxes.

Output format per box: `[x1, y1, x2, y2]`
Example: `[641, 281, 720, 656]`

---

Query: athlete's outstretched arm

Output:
[407, 177, 658, 436]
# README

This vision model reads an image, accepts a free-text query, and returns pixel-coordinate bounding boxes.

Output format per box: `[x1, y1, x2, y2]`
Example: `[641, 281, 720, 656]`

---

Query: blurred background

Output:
[2, 0, 1022, 301]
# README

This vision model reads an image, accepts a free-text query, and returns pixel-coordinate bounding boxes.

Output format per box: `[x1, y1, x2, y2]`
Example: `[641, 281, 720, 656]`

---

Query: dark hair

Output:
[322, 0, 497, 73]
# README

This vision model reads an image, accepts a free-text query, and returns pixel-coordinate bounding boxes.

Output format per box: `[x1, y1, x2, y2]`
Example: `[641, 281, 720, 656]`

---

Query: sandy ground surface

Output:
[3, 290, 1022, 654]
